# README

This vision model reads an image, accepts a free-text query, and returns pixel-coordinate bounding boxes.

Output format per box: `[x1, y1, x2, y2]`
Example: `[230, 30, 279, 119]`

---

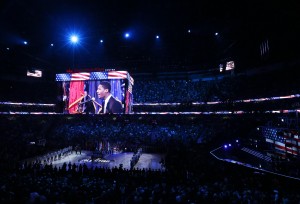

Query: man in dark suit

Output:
[96, 81, 123, 114]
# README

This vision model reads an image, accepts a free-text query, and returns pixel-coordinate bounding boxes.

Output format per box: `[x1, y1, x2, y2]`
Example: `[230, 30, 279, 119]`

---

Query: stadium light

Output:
[100, 39, 103, 43]
[156, 35, 159, 39]
[70, 35, 78, 44]
[124, 33, 130, 38]
[24, 41, 28, 45]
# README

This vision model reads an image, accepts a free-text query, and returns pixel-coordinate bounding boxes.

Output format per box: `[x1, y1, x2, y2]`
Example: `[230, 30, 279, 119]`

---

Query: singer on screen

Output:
[97, 81, 122, 114]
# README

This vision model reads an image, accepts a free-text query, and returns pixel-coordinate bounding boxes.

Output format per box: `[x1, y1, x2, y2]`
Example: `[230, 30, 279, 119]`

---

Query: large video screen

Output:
[56, 71, 133, 114]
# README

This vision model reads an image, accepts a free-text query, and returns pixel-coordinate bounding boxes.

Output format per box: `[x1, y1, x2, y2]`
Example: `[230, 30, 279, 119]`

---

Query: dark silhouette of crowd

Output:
[133, 65, 300, 104]
[1, 114, 300, 203]
[1, 64, 300, 203]
[1, 63, 300, 114]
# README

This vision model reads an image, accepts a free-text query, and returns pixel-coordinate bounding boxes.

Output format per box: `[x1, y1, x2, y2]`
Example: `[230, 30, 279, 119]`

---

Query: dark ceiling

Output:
[1, 0, 300, 75]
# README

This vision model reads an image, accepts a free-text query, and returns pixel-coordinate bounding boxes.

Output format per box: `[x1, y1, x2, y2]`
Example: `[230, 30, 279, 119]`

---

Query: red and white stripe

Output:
[71, 72, 90, 81]
[286, 146, 298, 155]
[108, 71, 128, 79]
[129, 75, 134, 85]
[285, 139, 298, 146]
[274, 141, 285, 151]
[128, 83, 133, 94]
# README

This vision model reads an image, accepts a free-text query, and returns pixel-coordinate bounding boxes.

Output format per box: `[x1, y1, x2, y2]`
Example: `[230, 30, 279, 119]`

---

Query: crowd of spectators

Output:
[0, 113, 267, 170]
[1, 64, 300, 114]
[131, 66, 300, 113]
[133, 65, 300, 104]
[1, 135, 300, 203]
[1, 64, 300, 202]
[133, 97, 300, 113]
[2, 114, 297, 203]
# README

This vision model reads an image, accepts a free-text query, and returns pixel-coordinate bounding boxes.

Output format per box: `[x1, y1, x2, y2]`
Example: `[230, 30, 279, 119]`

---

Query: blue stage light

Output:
[70, 35, 78, 43]
[124, 33, 130, 38]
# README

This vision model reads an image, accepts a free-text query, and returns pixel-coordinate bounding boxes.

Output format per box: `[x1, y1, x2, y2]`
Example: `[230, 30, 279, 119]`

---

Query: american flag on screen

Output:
[71, 72, 91, 81]
[128, 83, 133, 94]
[283, 131, 300, 155]
[129, 75, 134, 85]
[263, 127, 299, 155]
[108, 71, 128, 79]
[90, 72, 108, 80]
[56, 73, 71, 81]
[263, 127, 285, 151]
[56, 71, 130, 81]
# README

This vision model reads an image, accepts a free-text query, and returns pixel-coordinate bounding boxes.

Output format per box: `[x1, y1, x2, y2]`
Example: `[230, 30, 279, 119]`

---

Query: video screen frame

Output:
[56, 71, 134, 114]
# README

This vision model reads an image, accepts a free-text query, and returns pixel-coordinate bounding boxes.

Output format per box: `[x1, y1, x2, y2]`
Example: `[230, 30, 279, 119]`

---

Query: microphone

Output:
[79, 97, 95, 105]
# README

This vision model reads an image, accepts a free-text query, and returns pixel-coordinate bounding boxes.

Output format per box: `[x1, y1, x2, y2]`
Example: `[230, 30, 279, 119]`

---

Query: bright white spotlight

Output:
[100, 39, 103, 43]
[24, 41, 28, 45]
[215, 32, 219, 36]
[6, 48, 10, 50]
[70, 35, 78, 43]
[156, 35, 159, 39]
[188, 29, 191, 33]
[50, 43, 54, 47]
[124, 33, 130, 38]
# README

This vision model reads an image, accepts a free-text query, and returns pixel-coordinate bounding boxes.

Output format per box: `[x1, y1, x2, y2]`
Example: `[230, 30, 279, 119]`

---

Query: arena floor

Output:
[52, 151, 165, 171]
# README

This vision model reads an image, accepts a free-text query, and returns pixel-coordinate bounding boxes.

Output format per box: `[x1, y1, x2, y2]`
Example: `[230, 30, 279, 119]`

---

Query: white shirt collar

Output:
[105, 94, 112, 104]
[104, 94, 112, 113]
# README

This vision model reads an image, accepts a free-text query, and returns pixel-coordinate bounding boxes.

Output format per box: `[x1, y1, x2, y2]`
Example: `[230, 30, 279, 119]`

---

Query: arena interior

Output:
[1, 1, 300, 203]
